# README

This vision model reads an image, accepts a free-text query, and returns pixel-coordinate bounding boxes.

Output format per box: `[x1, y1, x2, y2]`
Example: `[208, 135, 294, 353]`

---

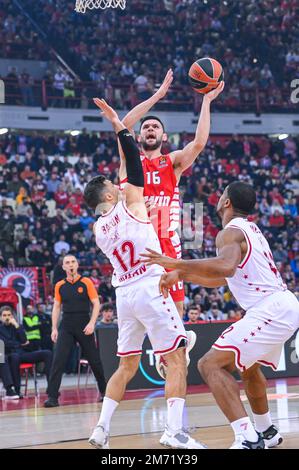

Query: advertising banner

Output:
[97, 323, 299, 390]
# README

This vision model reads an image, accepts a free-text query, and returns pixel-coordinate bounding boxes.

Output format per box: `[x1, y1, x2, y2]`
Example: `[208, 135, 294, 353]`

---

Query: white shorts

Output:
[212, 290, 299, 372]
[116, 275, 187, 357]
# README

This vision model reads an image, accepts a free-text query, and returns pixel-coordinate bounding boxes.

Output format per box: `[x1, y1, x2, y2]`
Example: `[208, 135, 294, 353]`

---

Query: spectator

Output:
[54, 234, 70, 256]
[96, 303, 117, 328]
[185, 304, 205, 324]
[0, 361, 19, 399]
[18, 69, 34, 106]
[23, 304, 42, 352]
[53, 68, 68, 107]
[0, 306, 52, 397]
[134, 68, 151, 100]
[205, 303, 225, 321]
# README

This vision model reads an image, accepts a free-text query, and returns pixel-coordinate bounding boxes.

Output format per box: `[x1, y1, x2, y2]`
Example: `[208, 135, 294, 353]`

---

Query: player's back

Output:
[224, 217, 287, 310]
[94, 200, 164, 287]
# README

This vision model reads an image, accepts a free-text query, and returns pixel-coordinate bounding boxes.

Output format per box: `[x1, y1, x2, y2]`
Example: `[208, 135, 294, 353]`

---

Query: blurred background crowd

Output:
[1, 0, 298, 111]
[0, 129, 298, 326]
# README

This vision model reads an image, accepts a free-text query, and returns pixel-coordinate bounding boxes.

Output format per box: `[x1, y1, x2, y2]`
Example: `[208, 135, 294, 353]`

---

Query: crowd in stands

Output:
[1, 0, 298, 111]
[0, 129, 298, 323]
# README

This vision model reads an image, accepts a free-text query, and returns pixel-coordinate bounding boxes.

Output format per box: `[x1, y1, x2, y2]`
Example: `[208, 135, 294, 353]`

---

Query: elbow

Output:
[192, 142, 205, 156]
[122, 117, 130, 128]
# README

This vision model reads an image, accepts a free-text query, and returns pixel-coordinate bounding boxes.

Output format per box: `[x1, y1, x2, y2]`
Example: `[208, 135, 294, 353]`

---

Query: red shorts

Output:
[159, 232, 184, 303]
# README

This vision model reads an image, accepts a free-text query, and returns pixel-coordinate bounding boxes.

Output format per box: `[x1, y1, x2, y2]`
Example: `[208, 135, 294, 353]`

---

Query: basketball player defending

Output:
[85, 99, 206, 449]
[94, 70, 224, 376]
[142, 182, 299, 449]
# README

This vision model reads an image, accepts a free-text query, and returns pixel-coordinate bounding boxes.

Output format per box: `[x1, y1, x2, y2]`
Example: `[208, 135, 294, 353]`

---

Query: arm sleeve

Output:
[83, 278, 99, 301]
[117, 129, 144, 188]
[54, 282, 62, 303]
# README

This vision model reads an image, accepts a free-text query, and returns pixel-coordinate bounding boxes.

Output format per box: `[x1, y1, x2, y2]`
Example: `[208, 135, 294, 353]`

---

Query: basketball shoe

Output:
[261, 425, 283, 448]
[155, 330, 197, 380]
[89, 424, 109, 449]
[230, 433, 266, 449]
[160, 426, 207, 449]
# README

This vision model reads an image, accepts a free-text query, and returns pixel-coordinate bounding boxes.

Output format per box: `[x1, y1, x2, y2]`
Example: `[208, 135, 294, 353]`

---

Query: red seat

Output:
[20, 363, 38, 397]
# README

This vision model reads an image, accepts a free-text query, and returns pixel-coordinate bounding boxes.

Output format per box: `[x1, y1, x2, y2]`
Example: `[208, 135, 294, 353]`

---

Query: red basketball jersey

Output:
[141, 154, 180, 239]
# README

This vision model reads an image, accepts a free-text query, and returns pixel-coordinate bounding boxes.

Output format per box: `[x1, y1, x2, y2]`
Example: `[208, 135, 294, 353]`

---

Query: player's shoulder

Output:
[216, 226, 245, 245]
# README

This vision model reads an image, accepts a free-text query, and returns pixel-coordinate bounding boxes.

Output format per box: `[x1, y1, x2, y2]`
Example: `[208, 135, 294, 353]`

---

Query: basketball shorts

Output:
[159, 232, 184, 303]
[116, 274, 187, 357]
[212, 290, 299, 371]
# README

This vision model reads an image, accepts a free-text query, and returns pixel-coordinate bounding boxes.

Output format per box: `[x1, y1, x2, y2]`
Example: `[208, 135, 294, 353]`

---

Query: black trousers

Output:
[8, 350, 53, 393]
[0, 357, 14, 389]
[47, 316, 106, 399]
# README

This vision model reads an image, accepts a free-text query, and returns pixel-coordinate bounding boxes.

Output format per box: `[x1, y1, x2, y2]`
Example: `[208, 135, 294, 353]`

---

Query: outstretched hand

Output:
[93, 98, 119, 123]
[156, 69, 174, 99]
[204, 81, 225, 102]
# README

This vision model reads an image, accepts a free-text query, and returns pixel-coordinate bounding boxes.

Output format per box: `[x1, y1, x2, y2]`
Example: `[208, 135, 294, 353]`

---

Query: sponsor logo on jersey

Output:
[144, 195, 171, 207]
[158, 156, 168, 167]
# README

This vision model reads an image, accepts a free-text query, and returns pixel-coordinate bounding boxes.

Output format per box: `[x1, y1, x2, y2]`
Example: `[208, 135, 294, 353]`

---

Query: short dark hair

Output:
[140, 115, 165, 131]
[0, 305, 14, 315]
[101, 303, 114, 313]
[84, 175, 107, 210]
[188, 304, 199, 312]
[227, 182, 256, 215]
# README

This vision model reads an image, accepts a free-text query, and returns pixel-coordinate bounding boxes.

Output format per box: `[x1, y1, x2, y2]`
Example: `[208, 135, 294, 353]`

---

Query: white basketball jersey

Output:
[224, 217, 287, 310]
[94, 200, 164, 287]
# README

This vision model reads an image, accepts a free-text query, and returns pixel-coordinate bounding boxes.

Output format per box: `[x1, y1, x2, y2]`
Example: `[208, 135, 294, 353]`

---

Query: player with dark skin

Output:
[141, 184, 283, 448]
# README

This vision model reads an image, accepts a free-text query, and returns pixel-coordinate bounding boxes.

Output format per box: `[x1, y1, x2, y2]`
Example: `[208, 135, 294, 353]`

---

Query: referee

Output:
[44, 254, 106, 407]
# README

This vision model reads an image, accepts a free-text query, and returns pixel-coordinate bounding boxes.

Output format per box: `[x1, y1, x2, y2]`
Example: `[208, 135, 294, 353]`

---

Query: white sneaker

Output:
[261, 425, 283, 448]
[160, 426, 207, 449]
[155, 330, 197, 380]
[186, 330, 197, 366]
[230, 433, 267, 449]
[89, 424, 109, 449]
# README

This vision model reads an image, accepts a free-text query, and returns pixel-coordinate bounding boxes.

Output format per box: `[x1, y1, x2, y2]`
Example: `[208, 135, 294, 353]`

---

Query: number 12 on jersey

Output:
[112, 241, 140, 272]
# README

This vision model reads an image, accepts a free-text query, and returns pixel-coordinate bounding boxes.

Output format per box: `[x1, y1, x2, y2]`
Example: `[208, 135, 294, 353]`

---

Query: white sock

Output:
[253, 411, 272, 433]
[231, 417, 259, 442]
[167, 397, 185, 432]
[97, 397, 119, 431]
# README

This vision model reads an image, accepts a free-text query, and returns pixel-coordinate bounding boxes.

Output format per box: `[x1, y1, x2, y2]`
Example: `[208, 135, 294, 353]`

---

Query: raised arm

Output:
[122, 69, 173, 130]
[171, 82, 224, 177]
[116, 69, 173, 181]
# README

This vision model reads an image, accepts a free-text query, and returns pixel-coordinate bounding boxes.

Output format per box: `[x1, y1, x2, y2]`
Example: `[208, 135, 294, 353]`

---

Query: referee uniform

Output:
[46, 275, 106, 401]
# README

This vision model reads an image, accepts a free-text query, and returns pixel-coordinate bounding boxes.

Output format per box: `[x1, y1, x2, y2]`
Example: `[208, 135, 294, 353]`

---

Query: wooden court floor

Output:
[2, 380, 299, 450]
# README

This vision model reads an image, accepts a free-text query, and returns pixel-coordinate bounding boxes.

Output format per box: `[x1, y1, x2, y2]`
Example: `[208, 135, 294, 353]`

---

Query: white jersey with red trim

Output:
[94, 200, 164, 287]
[224, 217, 287, 310]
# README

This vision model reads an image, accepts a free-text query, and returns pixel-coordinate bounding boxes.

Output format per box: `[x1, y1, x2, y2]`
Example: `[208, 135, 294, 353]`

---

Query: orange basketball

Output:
[188, 58, 224, 94]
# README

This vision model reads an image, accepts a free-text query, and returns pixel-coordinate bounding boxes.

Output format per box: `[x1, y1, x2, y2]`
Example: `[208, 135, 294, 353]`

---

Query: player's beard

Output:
[141, 137, 163, 151]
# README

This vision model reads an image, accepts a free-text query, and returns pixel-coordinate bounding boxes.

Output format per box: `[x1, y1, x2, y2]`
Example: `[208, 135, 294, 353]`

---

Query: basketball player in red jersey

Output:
[95, 70, 223, 315]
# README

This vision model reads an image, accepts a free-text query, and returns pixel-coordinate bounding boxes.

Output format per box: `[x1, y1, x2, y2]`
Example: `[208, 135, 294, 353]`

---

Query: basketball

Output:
[188, 58, 224, 94]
